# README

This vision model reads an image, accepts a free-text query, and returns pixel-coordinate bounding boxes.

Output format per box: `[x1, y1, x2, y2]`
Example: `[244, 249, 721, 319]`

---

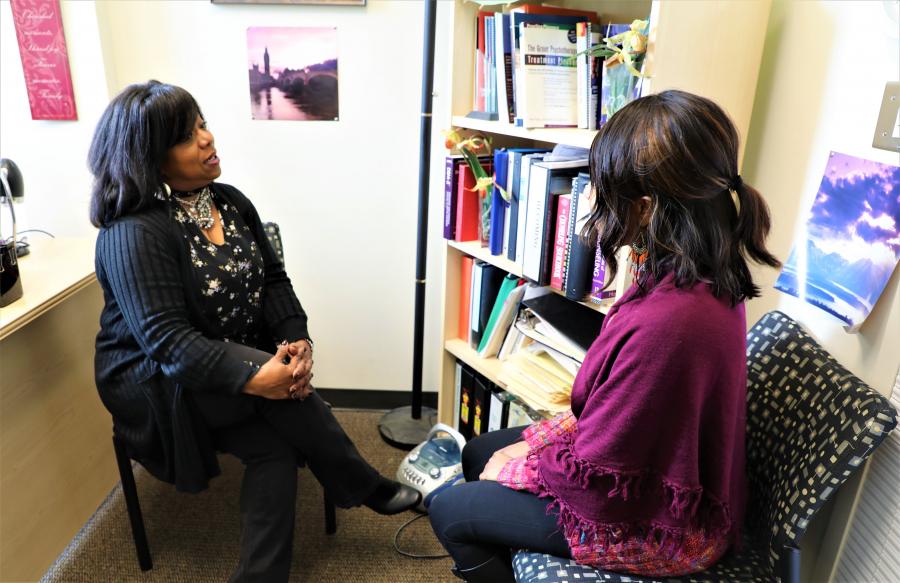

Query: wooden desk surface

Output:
[0, 237, 97, 341]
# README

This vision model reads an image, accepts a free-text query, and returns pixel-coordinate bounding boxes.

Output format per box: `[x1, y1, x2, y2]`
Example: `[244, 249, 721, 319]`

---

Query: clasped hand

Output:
[244, 340, 314, 400]
[479, 440, 530, 481]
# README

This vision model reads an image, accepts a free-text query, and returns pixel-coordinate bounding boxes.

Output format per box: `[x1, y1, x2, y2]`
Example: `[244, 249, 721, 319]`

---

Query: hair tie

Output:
[728, 175, 743, 191]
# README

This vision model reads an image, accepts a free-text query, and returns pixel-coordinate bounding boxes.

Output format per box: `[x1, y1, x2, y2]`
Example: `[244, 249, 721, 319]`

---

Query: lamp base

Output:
[377, 406, 438, 450]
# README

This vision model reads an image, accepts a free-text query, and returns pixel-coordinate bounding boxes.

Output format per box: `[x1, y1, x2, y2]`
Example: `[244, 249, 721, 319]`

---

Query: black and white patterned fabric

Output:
[263, 221, 285, 262]
[513, 311, 898, 583]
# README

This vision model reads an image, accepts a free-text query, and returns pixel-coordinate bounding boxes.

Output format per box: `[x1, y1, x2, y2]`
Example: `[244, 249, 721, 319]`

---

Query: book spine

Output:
[443, 157, 458, 240]
[550, 194, 572, 290]
[587, 29, 600, 131]
[576, 22, 588, 129]
[589, 243, 615, 302]
[522, 164, 550, 283]
[476, 13, 487, 111]
[489, 150, 507, 255]
[458, 256, 474, 341]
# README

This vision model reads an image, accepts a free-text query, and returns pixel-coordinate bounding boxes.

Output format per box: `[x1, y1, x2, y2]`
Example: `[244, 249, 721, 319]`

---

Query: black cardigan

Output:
[94, 183, 310, 492]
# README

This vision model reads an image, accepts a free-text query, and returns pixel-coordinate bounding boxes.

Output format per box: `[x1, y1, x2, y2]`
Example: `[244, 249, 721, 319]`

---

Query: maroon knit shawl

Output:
[535, 274, 747, 553]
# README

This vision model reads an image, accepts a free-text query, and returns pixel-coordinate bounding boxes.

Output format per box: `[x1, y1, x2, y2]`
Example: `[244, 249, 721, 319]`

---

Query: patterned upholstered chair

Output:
[512, 311, 898, 583]
[113, 221, 335, 572]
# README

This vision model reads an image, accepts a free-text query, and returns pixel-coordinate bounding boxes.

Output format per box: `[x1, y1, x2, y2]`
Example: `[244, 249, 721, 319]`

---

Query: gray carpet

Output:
[41, 409, 456, 582]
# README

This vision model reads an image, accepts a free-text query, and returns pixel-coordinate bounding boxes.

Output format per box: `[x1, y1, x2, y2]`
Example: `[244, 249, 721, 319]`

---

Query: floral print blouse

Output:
[169, 192, 265, 346]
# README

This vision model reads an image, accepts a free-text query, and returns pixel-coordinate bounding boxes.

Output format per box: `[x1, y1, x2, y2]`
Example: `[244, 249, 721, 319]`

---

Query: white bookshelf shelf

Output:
[447, 239, 523, 278]
[444, 338, 507, 389]
[450, 115, 598, 149]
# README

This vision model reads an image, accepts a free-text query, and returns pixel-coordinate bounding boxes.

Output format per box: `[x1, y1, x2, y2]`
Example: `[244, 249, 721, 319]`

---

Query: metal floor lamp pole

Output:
[378, 0, 438, 449]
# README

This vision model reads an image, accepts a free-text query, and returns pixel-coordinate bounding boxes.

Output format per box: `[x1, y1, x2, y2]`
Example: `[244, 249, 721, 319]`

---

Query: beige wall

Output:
[742, 1, 900, 581]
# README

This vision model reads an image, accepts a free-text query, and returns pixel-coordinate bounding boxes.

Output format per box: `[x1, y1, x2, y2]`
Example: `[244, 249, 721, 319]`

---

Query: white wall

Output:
[741, 1, 900, 581]
[1, 0, 453, 394]
[0, 0, 110, 237]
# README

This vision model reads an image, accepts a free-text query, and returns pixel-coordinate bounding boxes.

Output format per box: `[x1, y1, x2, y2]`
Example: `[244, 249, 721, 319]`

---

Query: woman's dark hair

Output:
[586, 89, 780, 304]
[88, 80, 202, 227]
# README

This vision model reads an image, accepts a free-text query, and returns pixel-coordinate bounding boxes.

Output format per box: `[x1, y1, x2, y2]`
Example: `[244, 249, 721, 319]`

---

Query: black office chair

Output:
[511, 311, 898, 583]
[111, 221, 335, 572]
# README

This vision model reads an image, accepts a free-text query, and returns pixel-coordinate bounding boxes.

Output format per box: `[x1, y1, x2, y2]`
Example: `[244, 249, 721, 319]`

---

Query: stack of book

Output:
[497, 287, 605, 413]
[445, 145, 616, 305]
[472, 4, 648, 129]
[453, 361, 546, 440]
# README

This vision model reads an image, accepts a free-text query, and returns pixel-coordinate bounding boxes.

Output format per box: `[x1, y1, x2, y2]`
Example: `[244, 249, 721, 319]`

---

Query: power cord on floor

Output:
[392, 513, 450, 559]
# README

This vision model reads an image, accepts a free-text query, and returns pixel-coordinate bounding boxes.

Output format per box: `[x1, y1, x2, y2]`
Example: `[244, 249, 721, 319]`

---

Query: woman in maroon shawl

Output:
[429, 90, 781, 582]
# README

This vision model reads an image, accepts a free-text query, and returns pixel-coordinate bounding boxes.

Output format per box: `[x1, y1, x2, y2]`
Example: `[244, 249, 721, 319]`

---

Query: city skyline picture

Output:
[774, 151, 900, 332]
[247, 26, 339, 121]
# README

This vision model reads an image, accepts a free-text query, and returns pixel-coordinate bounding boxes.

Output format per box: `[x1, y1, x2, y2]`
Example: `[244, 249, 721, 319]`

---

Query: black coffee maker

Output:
[0, 158, 24, 307]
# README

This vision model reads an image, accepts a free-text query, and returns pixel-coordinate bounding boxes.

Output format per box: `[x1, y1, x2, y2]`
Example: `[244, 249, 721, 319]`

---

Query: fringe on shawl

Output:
[534, 436, 733, 563]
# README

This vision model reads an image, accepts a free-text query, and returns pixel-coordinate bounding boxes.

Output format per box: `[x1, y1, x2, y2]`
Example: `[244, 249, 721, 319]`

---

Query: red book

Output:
[550, 194, 573, 291]
[475, 11, 492, 111]
[455, 161, 492, 242]
[512, 4, 599, 23]
[458, 256, 474, 341]
[455, 164, 480, 242]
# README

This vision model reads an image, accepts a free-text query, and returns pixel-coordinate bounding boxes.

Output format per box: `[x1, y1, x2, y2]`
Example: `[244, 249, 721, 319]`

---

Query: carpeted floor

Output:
[41, 409, 456, 583]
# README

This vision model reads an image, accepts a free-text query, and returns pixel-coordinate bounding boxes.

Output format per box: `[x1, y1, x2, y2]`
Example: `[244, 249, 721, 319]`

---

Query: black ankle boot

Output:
[450, 557, 515, 583]
[362, 478, 421, 515]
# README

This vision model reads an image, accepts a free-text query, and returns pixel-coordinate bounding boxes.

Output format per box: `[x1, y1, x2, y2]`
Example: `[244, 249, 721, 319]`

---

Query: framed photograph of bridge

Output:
[246, 26, 340, 121]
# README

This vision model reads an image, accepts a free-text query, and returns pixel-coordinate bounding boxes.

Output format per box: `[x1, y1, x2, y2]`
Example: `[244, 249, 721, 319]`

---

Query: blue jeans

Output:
[428, 427, 571, 572]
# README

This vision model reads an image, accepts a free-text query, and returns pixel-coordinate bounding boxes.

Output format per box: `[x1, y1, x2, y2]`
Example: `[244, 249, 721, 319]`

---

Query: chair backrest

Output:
[744, 311, 897, 577]
[263, 222, 284, 263]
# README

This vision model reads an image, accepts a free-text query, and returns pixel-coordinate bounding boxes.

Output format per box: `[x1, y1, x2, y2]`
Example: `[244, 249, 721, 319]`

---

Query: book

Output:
[458, 365, 476, 440]
[589, 244, 616, 303]
[469, 261, 506, 349]
[515, 22, 580, 128]
[576, 22, 602, 129]
[513, 152, 547, 266]
[479, 278, 527, 358]
[521, 159, 587, 285]
[453, 361, 462, 433]
[509, 12, 590, 124]
[458, 256, 474, 341]
[522, 292, 605, 356]
[506, 148, 550, 262]
[455, 163, 480, 242]
[489, 148, 509, 256]
[485, 13, 495, 115]
[443, 155, 463, 240]
[472, 375, 492, 437]
[494, 13, 513, 123]
[510, 3, 598, 23]
[474, 11, 491, 112]
[550, 193, 573, 291]
[487, 388, 510, 432]
[455, 159, 490, 242]
[502, 151, 513, 257]
[564, 173, 595, 301]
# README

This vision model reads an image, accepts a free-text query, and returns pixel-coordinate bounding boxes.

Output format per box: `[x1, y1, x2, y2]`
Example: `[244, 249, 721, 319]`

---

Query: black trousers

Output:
[428, 427, 570, 576]
[191, 391, 381, 583]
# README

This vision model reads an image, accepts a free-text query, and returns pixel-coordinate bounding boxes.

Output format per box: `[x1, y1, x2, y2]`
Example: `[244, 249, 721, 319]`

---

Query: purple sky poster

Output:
[774, 151, 900, 332]
[247, 27, 338, 121]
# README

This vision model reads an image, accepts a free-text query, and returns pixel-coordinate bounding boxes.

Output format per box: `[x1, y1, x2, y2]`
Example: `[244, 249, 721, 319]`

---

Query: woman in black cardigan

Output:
[89, 80, 419, 582]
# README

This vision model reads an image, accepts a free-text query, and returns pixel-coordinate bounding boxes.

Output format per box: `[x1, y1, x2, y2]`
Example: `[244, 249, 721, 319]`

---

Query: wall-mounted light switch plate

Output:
[872, 81, 899, 153]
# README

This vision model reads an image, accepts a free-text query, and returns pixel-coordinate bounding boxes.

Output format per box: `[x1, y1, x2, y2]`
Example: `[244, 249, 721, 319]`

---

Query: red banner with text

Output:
[10, 0, 77, 121]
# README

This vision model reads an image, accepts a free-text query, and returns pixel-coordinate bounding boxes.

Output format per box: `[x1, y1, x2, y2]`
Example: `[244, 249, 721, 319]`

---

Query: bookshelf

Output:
[436, 0, 773, 426]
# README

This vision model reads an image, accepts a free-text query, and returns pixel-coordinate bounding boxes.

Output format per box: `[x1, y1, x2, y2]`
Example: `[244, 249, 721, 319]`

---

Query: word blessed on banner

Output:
[10, 0, 77, 120]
